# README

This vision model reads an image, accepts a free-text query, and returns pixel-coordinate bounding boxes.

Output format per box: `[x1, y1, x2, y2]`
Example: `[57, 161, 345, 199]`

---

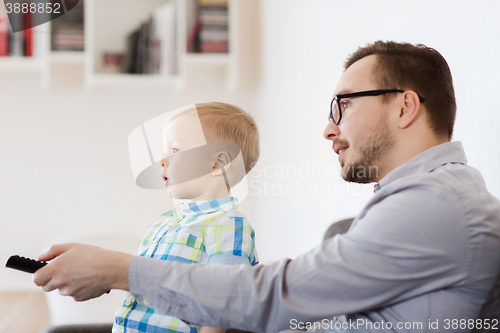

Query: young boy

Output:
[113, 102, 259, 333]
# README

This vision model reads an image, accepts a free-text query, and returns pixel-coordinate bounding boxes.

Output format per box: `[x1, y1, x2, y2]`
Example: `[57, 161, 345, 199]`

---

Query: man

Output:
[34, 41, 500, 332]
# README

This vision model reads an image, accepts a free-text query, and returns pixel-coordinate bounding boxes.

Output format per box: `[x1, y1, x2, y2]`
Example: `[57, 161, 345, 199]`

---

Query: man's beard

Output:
[341, 117, 395, 183]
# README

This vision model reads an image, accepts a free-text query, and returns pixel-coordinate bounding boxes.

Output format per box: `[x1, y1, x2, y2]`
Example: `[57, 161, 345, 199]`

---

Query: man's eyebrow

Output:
[333, 90, 352, 97]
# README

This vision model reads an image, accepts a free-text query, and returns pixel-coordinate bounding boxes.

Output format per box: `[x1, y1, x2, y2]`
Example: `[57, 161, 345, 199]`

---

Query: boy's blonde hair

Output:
[195, 102, 259, 174]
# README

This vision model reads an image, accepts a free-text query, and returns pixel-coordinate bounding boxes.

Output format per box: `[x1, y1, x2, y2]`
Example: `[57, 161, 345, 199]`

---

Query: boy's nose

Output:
[160, 158, 168, 172]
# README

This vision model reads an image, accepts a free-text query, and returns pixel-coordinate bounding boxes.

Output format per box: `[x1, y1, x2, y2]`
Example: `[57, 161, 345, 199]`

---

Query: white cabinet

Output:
[0, 0, 240, 90]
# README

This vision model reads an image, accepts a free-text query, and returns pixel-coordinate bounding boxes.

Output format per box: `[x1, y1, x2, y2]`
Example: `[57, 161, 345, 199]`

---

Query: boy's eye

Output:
[172, 147, 180, 153]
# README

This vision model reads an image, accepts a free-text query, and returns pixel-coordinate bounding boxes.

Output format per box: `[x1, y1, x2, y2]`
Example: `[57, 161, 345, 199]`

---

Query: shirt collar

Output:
[161, 196, 239, 219]
[374, 141, 467, 192]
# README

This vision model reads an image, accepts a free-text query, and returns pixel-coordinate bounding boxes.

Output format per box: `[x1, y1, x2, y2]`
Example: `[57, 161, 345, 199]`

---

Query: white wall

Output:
[250, 0, 500, 262]
[1, 0, 499, 291]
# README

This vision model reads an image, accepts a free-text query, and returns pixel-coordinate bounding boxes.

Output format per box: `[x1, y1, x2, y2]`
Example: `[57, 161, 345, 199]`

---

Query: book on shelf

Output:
[187, 0, 229, 53]
[186, 12, 201, 53]
[0, 11, 35, 57]
[123, 30, 139, 74]
[23, 12, 33, 57]
[155, 1, 177, 75]
[135, 21, 150, 74]
[0, 13, 8, 56]
[51, 0, 84, 51]
[198, 0, 228, 6]
[117, 0, 177, 75]
[102, 53, 124, 73]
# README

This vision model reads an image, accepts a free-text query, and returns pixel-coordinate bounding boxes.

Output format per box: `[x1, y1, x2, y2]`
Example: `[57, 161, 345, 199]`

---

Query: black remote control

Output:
[5, 255, 47, 273]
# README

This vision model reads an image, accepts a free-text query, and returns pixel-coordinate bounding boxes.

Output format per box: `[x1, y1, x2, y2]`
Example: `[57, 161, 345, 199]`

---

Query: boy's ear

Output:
[211, 151, 231, 176]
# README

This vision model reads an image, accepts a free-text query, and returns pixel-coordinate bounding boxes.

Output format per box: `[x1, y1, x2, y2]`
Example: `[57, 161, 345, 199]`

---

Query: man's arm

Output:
[34, 185, 468, 332]
[34, 243, 132, 301]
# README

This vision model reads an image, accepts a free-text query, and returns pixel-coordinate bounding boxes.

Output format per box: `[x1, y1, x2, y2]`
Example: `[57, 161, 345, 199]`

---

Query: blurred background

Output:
[1, 0, 499, 331]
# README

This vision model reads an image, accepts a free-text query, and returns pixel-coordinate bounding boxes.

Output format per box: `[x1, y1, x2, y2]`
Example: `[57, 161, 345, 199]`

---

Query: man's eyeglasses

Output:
[328, 89, 426, 125]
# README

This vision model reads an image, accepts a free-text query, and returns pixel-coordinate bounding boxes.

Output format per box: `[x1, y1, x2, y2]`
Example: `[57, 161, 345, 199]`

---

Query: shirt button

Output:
[143, 298, 150, 306]
[125, 299, 131, 306]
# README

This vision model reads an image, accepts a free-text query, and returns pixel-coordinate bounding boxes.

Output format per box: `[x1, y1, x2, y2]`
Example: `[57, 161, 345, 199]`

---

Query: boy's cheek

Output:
[165, 147, 213, 185]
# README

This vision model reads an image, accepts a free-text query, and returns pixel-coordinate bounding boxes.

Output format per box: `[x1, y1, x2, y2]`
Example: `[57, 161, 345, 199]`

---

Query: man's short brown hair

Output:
[345, 41, 456, 139]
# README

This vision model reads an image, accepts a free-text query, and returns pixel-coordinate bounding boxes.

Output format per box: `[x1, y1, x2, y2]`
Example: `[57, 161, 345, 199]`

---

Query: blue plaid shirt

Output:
[113, 197, 258, 333]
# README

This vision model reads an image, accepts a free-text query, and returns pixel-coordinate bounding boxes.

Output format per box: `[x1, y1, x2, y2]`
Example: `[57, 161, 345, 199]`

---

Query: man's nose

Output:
[323, 120, 340, 140]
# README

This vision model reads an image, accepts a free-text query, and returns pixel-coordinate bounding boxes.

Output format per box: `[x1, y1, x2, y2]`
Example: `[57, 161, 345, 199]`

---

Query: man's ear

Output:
[211, 151, 231, 176]
[398, 90, 422, 130]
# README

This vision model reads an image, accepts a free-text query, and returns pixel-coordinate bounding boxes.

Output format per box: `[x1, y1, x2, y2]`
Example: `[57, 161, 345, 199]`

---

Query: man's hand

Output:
[33, 243, 133, 302]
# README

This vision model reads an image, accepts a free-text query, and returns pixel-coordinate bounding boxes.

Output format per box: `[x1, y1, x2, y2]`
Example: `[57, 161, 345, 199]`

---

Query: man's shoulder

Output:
[427, 162, 488, 193]
[356, 161, 500, 259]
[379, 161, 496, 210]
[357, 180, 466, 236]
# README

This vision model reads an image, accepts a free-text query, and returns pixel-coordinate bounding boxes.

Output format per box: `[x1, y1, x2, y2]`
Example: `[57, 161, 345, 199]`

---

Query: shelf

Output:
[50, 51, 85, 63]
[86, 73, 182, 89]
[0, 57, 43, 71]
[185, 53, 231, 65]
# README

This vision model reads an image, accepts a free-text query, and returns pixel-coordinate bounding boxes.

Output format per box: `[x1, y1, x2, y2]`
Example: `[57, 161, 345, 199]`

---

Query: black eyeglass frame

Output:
[329, 89, 426, 125]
